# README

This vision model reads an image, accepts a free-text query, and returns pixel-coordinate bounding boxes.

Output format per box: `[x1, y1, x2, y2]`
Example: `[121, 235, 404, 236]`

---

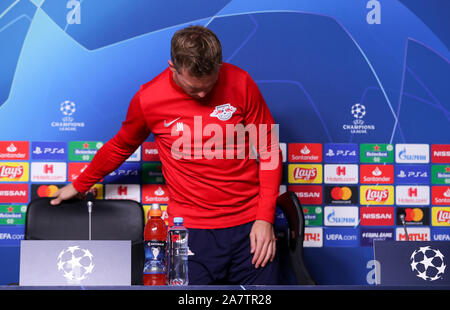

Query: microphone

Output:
[86, 192, 94, 213]
[85, 192, 95, 241]
[399, 210, 410, 241]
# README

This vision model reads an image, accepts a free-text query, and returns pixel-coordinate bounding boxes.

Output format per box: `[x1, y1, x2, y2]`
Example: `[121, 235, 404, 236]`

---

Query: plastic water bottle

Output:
[168, 217, 189, 285]
[143, 204, 167, 285]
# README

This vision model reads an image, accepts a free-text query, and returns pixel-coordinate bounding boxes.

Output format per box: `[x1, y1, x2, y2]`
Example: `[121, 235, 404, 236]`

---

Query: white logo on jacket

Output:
[210, 103, 236, 121]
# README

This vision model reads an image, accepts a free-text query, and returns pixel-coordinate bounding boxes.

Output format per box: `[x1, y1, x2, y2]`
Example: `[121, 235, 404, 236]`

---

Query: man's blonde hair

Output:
[171, 25, 223, 77]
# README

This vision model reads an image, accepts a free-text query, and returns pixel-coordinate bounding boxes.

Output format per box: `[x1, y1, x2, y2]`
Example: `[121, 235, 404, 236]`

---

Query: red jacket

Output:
[73, 63, 282, 228]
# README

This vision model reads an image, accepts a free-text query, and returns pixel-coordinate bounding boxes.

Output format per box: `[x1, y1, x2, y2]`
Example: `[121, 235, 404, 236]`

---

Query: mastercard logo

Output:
[404, 208, 424, 222]
[37, 185, 60, 197]
[330, 186, 352, 200]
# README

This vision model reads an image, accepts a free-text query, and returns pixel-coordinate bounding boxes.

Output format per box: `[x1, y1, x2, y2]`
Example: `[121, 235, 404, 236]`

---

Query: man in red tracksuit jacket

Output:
[51, 25, 282, 285]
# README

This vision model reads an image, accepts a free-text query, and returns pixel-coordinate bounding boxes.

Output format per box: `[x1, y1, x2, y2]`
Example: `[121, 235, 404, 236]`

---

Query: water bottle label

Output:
[143, 240, 167, 275]
[175, 247, 188, 257]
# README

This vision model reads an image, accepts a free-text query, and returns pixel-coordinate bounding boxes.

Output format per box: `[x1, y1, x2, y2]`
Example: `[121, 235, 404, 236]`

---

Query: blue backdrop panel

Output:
[0, 0, 448, 285]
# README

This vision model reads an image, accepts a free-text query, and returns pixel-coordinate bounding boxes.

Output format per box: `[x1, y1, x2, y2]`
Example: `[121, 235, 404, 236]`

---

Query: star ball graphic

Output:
[57, 245, 95, 283]
[60, 100, 76, 116]
[351, 103, 366, 119]
[410, 246, 447, 281]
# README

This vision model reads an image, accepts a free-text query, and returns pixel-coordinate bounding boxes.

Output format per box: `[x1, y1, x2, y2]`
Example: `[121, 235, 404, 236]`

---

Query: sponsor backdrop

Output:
[0, 0, 449, 285]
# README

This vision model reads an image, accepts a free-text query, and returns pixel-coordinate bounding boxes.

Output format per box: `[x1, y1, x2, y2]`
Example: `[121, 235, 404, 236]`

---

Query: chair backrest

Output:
[276, 191, 316, 285]
[25, 197, 145, 285]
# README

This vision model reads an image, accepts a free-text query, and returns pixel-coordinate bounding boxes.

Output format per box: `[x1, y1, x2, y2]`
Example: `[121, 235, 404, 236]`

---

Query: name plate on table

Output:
[374, 241, 450, 285]
[20, 240, 131, 286]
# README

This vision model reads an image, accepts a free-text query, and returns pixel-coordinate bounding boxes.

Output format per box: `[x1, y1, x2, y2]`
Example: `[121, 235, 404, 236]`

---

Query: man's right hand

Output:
[50, 183, 81, 205]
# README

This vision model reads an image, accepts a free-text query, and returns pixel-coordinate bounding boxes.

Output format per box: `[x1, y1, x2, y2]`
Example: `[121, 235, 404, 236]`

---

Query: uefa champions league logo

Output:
[60, 100, 76, 116]
[351, 103, 366, 120]
[57, 245, 95, 284]
[51, 100, 85, 131]
[410, 246, 446, 281]
[342, 103, 375, 134]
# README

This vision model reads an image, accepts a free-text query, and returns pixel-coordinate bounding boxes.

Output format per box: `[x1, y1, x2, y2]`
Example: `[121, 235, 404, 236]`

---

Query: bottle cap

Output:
[173, 217, 183, 225]
[149, 203, 162, 217]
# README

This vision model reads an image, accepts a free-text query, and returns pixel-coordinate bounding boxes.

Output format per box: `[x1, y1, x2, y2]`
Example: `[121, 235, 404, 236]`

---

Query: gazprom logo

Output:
[398, 148, 426, 161]
[324, 207, 359, 226]
[395, 144, 429, 163]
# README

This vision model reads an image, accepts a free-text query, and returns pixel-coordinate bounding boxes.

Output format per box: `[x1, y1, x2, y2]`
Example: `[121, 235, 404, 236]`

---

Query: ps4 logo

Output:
[31, 142, 67, 160]
[104, 163, 141, 184]
[397, 171, 428, 178]
[395, 165, 430, 185]
[324, 144, 358, 163]
[33, 147, 65, 155]
[109, 170, 139, 177]
[325, 149, 357, 157]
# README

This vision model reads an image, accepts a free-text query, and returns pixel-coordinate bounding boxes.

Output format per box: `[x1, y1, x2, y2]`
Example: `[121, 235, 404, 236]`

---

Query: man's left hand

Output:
[249, 220, 276, 269]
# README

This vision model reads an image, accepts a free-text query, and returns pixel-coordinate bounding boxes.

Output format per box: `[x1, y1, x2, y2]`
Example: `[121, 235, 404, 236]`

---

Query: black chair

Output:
[276, 191, 316, 285]
[25, 197, 145, 285]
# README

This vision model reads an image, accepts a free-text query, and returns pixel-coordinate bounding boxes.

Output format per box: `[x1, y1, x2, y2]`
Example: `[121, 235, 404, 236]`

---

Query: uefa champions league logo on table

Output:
[410, 246, 446, 281]
[57, 245, 95, 284]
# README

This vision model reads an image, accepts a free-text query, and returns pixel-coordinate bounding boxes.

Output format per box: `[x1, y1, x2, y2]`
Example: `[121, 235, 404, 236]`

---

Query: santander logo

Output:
[0, 165, 24, 179]
[154, 187, 165, 196]
[0, 141, 29, 160]
[365, 189, 389, 202]
[432, 187, 450, 205]
[6, 143, 17, 153]
[445, 189, 450, 198]
[300, 146, 311, 155]
[289, 144, 322, 162]
[372, 167, 382, 176]
[294, 167, 317, 181]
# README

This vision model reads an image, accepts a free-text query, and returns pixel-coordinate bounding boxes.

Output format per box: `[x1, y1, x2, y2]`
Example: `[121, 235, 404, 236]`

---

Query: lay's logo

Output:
[432, 207, 450, 226]
[360, 186, 394, 205]
[365, 189, 389, 202]
[288, 165, 322, 184]
[437, 210, 450, 224]
[0, 163, 29, 182]
[0, 166, 23, 179]
[294, 167, 317, 180]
